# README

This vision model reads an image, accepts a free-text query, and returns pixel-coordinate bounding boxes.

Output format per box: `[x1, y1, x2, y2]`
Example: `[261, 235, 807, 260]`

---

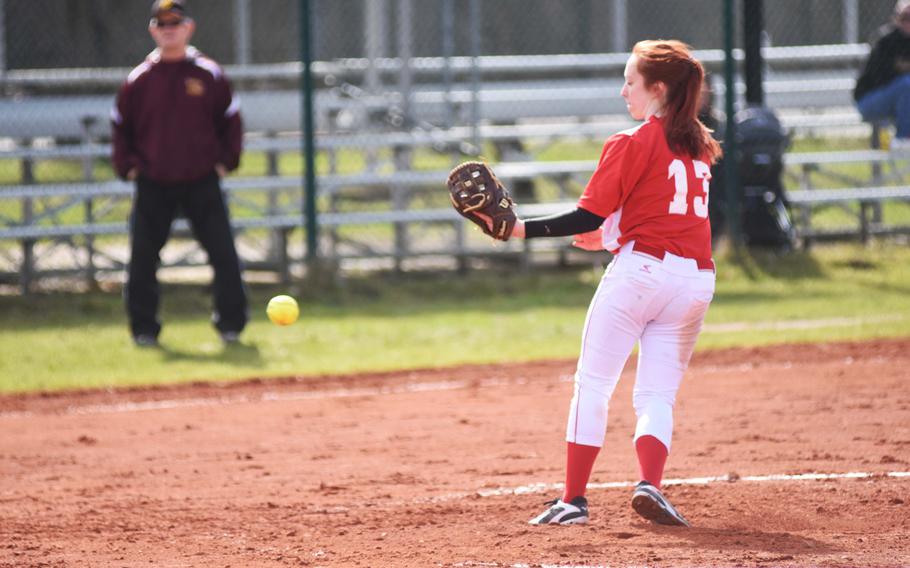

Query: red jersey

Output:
[577, 116, 713, 260]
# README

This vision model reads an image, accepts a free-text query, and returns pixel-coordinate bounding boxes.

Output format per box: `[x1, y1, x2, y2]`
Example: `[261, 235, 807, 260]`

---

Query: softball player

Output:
[509, 40, 722, 527]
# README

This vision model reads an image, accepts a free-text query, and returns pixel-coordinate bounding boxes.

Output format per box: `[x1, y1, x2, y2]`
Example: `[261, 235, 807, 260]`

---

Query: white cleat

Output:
[528, 496, 589, 525]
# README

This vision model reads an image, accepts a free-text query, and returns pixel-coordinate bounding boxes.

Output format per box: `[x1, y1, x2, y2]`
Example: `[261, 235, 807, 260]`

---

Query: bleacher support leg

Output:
[454, 220, 468, 274]
[20, 152, 34, 295]
[81, 118, 97, 290]
[799, 204, 812, 251]
[84, 199, 96, 288]
[265, 131, 283, 272]
[325, 118, 341, 262]
[870, 123, 884, 226]
[798, 164, 813, 250]
[279, 228, 291, 285]
[393, 146, 412, 273]
[521, 239, 532, 273]
[860, 201, 870, 245]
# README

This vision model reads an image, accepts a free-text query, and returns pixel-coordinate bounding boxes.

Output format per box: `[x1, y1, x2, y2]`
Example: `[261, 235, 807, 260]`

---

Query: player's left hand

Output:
[572, 227, 604, 251]
[447, 161, 518, 241]
[215, 163, 227, 178]
[474, 212, 526, 239]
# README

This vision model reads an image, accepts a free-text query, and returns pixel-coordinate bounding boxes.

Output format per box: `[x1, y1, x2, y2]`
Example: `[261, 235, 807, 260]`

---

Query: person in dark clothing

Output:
[111, 0, 248, 347]
[854, 0, 910, 146]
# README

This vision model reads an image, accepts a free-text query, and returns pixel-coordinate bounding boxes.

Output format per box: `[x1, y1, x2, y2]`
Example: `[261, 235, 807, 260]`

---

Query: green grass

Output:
[1, 242, 908, 394]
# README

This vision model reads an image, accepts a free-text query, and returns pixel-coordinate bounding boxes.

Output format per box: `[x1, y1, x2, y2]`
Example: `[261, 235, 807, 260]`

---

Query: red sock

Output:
[635, 435, 669, 489]
[562, 442, 600, 502]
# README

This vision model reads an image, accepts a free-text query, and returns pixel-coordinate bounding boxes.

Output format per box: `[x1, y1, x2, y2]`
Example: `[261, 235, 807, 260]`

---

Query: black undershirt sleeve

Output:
[523, 207, 606, 238]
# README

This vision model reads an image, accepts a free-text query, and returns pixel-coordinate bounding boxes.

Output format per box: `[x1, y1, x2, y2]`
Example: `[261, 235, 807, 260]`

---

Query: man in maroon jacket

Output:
[112, 0, 248, 347]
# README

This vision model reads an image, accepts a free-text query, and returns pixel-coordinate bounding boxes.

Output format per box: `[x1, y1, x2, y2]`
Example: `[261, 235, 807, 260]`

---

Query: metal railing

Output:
[4, 43, 908, 292]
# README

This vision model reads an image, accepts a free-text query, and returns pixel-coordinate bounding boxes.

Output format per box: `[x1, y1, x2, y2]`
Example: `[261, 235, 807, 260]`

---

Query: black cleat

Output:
[631, 481, 691, 527]
[220, 331, 241, 345]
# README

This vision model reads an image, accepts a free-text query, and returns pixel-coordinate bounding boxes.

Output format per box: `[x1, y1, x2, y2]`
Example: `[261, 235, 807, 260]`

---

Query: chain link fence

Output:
[0, 0, 905, 292]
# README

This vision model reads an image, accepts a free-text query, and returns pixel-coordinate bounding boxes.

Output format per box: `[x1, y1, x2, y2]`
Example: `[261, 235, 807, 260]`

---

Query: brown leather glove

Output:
[446, 161, 517, 241]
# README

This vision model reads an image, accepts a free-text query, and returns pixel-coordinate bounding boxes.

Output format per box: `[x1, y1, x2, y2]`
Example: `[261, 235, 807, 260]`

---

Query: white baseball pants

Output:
[566, 241, 716, 451]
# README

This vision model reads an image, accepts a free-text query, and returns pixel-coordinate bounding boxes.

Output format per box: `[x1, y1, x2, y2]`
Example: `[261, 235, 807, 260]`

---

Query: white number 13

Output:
[667, 159, 710, 218]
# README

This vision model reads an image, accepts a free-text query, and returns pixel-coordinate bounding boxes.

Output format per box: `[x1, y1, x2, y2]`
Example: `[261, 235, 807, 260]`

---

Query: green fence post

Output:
[300, 0, 319, 273]
[723, 0, 742, 247]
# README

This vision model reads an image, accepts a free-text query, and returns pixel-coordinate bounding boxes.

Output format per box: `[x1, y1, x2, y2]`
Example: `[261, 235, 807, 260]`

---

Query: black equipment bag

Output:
[734, 105, 795, 249]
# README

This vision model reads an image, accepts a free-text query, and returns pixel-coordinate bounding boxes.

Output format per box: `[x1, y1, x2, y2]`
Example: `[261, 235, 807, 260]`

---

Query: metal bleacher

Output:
[1, 42, 909, 290]
[0, 45, 870, 140]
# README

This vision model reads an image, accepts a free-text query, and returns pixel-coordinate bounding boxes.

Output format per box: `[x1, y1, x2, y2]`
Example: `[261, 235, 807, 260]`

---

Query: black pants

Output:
[126, 172, 248, 339]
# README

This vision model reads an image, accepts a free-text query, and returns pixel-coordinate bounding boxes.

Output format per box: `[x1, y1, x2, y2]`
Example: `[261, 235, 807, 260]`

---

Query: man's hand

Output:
[215, 163, 228, 178]
[127, 168, 138, 181]
[572, 227, 604, 251]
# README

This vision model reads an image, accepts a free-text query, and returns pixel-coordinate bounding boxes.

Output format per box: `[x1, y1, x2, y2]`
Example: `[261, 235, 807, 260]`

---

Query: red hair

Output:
[632, 40, 722, 163]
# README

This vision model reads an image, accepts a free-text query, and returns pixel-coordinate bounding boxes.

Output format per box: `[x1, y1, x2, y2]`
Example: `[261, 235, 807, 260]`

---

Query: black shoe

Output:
[133, 334, 159, 348]
[220, 331, 241, 345]
[528, 496, 589, 525]
[631, 481, 691, 527]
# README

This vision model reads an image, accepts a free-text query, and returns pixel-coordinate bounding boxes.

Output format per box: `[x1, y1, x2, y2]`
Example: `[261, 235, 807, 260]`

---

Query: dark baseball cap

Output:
[150, 0, 188, 18]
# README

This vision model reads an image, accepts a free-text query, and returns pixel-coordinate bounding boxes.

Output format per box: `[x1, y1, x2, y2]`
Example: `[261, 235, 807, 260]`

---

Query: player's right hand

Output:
[572, 227, 604, 251]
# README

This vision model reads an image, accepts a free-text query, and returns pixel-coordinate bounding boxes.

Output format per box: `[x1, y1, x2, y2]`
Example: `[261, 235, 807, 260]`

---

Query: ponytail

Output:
[632, 40, 722, 163]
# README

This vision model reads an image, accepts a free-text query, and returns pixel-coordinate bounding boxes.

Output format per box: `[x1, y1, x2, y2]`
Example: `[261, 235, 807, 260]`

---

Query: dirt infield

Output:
[2, 339, 909, 567]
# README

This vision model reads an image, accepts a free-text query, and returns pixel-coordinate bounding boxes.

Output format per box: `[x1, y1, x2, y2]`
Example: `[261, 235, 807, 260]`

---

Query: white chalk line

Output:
[303, 470, 910, 525]
[449, 470, 910, 501]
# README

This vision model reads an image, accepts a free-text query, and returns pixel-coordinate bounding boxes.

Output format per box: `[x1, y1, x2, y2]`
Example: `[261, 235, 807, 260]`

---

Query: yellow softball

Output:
[266, 295, 299, 326]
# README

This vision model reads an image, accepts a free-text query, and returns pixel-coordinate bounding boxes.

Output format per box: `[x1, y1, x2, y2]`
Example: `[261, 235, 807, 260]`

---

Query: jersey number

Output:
[667, 159, 710, 218]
